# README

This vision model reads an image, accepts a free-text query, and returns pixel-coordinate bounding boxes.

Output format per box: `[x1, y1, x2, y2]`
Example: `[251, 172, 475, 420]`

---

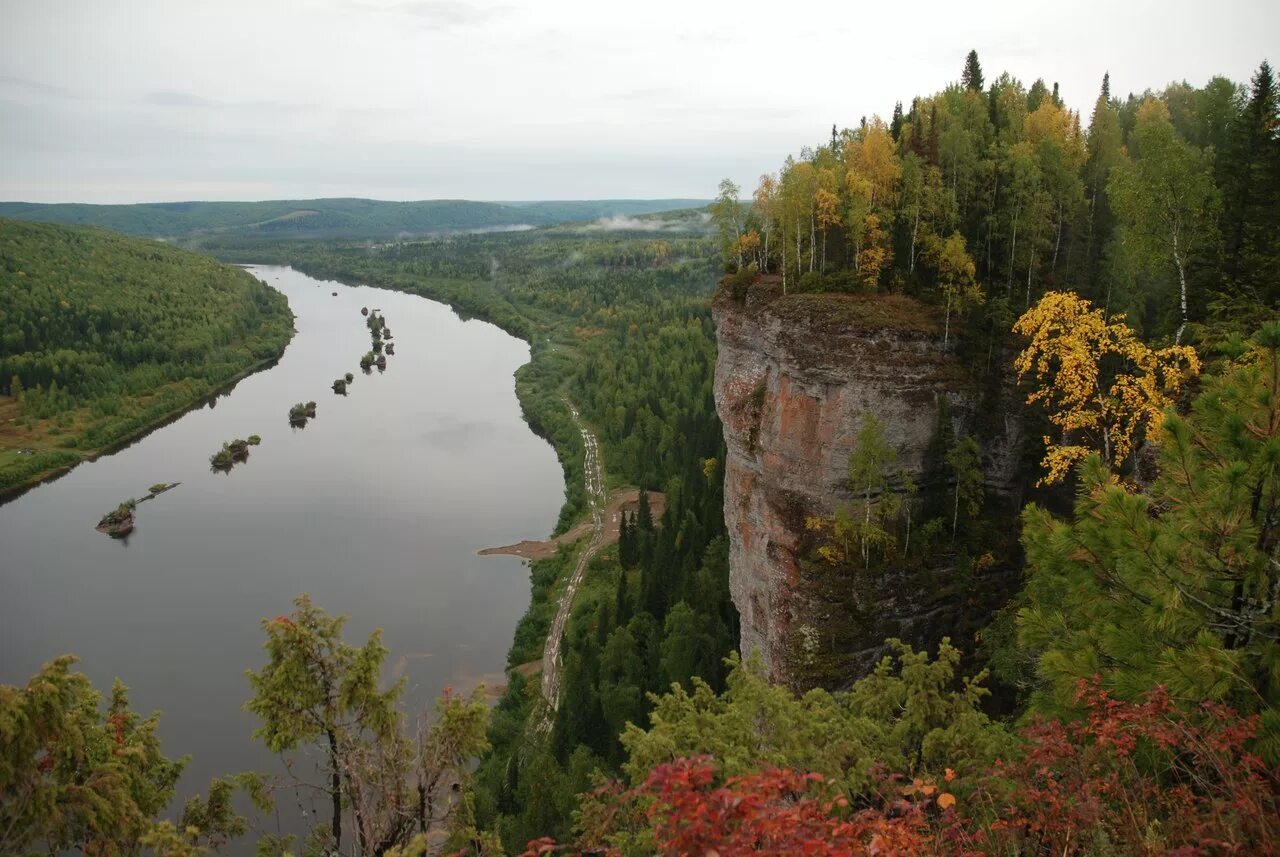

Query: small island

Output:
[289, 401, 317, 427]
[94, 482, 180, 537]
[210, 438, 252, 470]
[95, 501, 136, 538]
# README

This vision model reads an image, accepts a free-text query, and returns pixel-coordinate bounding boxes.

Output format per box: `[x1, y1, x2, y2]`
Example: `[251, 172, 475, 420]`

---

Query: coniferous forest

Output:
[3, 50, 1280, 857]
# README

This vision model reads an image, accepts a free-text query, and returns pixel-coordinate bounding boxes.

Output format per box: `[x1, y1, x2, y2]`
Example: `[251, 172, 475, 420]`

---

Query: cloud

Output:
[349, 0, 507, 28]
[0, 74, 82, 100]
[142, 90, 314, 113]
[579, 214, 707, 233]
[145, 90, 218, 107]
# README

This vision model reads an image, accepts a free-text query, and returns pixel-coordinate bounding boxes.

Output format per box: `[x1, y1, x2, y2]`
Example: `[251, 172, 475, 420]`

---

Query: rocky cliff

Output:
[713, 279, 1024, 687]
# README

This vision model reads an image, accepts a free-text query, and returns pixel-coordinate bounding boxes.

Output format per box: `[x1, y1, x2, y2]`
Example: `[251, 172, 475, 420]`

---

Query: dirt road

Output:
[534, 401, 605, 729]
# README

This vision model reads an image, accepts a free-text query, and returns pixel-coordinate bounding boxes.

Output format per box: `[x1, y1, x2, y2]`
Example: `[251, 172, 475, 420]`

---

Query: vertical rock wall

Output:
[713, 281, 1022, 685]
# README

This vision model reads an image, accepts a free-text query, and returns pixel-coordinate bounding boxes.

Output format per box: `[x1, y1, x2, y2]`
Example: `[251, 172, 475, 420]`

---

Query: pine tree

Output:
[1018, 324, 1280, 759]
[961, 50, 984, 92]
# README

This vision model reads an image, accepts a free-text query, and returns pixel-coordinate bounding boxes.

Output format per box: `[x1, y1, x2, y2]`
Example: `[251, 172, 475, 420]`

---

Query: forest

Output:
[712, 52, 1278, 349]
[0, 199, 710, 246]
[3, 50, 1280, 857]
[0, 219, 294, 492]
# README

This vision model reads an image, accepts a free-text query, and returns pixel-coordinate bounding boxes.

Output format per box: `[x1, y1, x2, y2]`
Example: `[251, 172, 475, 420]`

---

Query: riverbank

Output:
[0, 350, 292, 503]
[478, 487, 666, 560]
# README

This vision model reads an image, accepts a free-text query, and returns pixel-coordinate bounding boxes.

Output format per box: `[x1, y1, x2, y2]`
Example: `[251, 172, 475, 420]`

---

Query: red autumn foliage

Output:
[521, 682, 1280, 857]
[969, 679, 1280, 856]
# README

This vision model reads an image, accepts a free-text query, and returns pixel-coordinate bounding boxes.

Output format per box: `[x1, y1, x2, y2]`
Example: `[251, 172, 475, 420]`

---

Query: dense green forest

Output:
[713, 55, 1279, 348]
[0, 219, 293, 492]
[0, 198, 709, 246]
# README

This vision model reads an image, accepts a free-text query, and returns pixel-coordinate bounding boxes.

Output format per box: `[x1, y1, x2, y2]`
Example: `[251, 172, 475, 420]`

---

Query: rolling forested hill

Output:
[0, 218, 294, 492]
[0, 197, 710, 245]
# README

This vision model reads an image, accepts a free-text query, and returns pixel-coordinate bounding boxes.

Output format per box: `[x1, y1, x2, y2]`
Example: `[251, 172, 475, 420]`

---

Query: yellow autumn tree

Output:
[925, 232, 983, 344]
[844, 118, 900, 289]
[1013, 292, 1200, 485]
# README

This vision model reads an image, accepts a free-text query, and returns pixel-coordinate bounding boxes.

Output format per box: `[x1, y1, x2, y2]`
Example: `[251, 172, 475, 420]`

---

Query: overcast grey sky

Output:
[1, 0, 1275, 203]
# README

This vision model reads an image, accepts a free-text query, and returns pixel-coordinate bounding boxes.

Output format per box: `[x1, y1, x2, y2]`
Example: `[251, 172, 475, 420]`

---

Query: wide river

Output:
[0, 265, 564, 829]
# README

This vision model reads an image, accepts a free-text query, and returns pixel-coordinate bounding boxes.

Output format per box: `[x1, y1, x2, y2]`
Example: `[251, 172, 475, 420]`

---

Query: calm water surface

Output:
[0, 265, 563, 827]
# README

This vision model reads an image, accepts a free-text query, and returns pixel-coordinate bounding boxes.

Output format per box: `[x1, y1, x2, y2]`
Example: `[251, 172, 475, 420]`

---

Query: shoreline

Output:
[0, 348, 292, 505]
[476, 487, 665, 560]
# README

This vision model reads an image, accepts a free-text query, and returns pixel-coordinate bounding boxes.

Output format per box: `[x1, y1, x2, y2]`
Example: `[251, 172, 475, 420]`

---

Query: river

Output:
[0, 265, 564, 833]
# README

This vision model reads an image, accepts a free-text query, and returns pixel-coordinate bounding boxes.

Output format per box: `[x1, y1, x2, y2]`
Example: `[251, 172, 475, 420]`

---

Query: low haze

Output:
[2, 0, 1277, 202]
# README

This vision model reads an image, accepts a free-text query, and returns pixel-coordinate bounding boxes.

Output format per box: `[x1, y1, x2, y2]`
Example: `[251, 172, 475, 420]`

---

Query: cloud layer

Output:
[1, 0, 1276, 203]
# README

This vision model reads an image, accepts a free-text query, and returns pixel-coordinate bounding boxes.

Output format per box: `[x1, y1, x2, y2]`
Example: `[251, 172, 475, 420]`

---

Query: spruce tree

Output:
[1219, 60, 1280, 306]
[961, 49, 984, 92]
[890, 101, 904, 142]
[636, 489, 653, 531]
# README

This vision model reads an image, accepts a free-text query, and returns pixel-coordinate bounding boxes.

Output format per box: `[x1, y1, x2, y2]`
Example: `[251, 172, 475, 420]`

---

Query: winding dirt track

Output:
[534, 402, 605, 732]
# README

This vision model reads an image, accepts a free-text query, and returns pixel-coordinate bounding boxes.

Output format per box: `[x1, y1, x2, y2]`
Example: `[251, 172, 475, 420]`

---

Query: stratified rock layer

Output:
[713, 280, 1022, 685]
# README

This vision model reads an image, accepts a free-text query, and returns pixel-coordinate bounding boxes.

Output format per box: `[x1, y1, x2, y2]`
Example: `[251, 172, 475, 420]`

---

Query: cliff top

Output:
[714, 278, 941, 338]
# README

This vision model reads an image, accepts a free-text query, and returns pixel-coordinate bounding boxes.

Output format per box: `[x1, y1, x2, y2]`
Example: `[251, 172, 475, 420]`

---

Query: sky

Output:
[1, 0, 1276, 204]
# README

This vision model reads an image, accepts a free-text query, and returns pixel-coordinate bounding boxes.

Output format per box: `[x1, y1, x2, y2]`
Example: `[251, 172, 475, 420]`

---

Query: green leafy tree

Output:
[1018, 324, 1280, 759]
[710, 178, 744, 270]
[622, 643, 1011, 796]
[245, 594, 409, 855]
[840, 412, 901, 568]
[1108, 98, 1220, 342]
[1, 656, 265, 856]
[945, 435, 983, 540]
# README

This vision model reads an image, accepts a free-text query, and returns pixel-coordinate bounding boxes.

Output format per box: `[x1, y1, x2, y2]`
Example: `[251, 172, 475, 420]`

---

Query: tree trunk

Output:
[1007, 211, 1019, 292]
[1052, 202, 1063, 270]
[781, 226, 787, 295]
[809, 214, 816, 273]
[327, 728, 342, 850]
[944, 293, 952, 345]
[1026, 249, 1035, 309]
[796, 219, 802, 283]
[909, 206, 919, 274]
[1172, 228, 1189, 345]
[952, 482, 960, 540]
[863, 486, 872, 569]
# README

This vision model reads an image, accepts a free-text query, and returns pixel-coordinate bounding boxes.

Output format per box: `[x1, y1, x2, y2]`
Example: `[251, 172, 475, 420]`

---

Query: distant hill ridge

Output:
[0, 198, 710, 241]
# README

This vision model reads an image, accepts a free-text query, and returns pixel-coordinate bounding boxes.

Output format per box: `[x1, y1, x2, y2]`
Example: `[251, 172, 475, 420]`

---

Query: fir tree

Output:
[890, 101, 904, 142]
[962, 49, 984, 92]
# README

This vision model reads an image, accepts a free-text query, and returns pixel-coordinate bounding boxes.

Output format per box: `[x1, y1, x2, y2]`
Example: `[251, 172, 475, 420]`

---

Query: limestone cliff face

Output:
[713, 280, 1023, 686]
